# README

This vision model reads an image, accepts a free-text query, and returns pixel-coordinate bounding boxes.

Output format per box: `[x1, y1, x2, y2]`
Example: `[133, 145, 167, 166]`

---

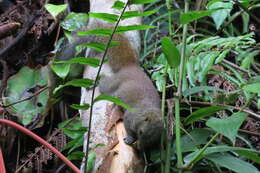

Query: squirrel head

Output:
[136, 108, 163, 151]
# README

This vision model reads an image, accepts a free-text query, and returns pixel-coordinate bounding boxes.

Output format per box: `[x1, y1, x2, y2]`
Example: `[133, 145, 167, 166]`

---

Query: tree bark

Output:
[80, 0, 144, 172]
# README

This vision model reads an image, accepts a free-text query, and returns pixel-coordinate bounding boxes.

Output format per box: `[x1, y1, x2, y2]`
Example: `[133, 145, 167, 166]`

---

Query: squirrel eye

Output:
[139, 130, 143, 135]
[144, 117, 149, 121]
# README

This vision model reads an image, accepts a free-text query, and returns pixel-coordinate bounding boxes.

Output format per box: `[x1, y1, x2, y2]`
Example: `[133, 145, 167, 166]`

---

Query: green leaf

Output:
[160, 37, 180, 68]
[54, 79, 94, 94]
[78, 29, 112, 37]
[56, 57, 100, 67]
[179, 128, 213, 152]
[206, 112, 247, 143]
[112, 1, 125, 10]
[89, 13, 118, 23]
[122, 10, 158, 19]
[207, 1, 233, 30]
[180, 9, 220, 24]
[242, 82, 260, 94]
[51, 63, 70, 79]
[207, 153, 259, 173]
[45, 4, 67, 18]
[129, 0, 156, 4]
[60, 12, 88, 31]
[77, 41, 120, 52]
[67, 151, 85, 160]
[182, 86, 226, 97]
[70, 104, 90, 110]
[86, 152, 96, 173]
[116, 25, 156, 33]
[63, 135, 84, 153]
[184, 145, 260, 164]
[94, 94, 133, 110]
[62, 127, 87, 139]
[5, 66, 49, 126]
[184, 106, 228, 125]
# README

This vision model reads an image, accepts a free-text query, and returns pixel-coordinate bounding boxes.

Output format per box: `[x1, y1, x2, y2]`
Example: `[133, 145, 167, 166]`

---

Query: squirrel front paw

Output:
[123, 136, 136, 145]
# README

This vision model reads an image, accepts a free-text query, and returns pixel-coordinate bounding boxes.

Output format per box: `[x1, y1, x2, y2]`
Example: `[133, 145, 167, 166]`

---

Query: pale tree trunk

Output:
[80, 0, 144, 172]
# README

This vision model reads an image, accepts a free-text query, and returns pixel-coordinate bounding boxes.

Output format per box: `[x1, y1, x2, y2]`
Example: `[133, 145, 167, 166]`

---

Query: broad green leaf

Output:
[207, 1, 233, 30]
[54, 79, 94, 94]
[129, 0, 156, 4]
[62, 127, 87, 139]
[206, 112, 247, 143]
[67, 151, 85, 160]
[180, 9, 220, 24]
[60, 12, 88, 31]
[184, 106, 228, 125]
[161, 37, 180, 68]
[179, 129, 213, 152]
[51, 63, 70, 79]
[76, 41, 120, 52]
[116, 25, 156, 33]
[185, 145, 260, 164]
[56, 57, 100, 67]
[89, 13, 118, 23]
[122, 10, 158, 19]
[242, 82, 260, 94]
[182, 86, 226, 97]
[70, 104, 90, 110]
[112, 1, 125, 10]
[5, 66, 49, 126]
[45, 4, 67, 18]
[78, 29, 112, 37]
[207, 153, 259, 173]
[87, 152, 96, 173]
[94, 94, 133, 110]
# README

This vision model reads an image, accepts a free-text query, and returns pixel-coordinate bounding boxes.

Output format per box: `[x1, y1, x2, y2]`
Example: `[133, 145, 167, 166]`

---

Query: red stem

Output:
[0, 148, 6, 173]
[0, 119, 80, 173]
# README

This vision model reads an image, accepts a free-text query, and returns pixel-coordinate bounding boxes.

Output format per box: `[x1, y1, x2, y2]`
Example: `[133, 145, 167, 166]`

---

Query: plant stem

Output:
[183, 133, 219, 169]
[175, 0, 189, 169]
[160, 64, 167, 173]
[84, 2, 129, 172]
[175, 98, 182, 168]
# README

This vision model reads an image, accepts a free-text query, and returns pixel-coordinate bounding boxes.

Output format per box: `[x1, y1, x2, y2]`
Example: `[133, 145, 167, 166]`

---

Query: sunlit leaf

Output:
[45, 4, 67, 18]
[112, 1, 125, 10]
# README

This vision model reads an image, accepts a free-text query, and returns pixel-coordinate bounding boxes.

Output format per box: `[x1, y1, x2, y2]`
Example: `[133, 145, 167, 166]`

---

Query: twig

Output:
[0, 13, 40, 58]
[3, 86, 49, 108]
[239, 129, 260, 137]
[222, 59, 249, 73]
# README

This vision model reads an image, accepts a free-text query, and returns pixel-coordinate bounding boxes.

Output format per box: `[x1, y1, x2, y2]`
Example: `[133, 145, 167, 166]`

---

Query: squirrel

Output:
[56, 20, 163, 151]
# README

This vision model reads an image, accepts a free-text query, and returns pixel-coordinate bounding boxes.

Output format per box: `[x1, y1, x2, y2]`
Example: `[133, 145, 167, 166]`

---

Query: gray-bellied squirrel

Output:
[56, 20, 163, 151]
